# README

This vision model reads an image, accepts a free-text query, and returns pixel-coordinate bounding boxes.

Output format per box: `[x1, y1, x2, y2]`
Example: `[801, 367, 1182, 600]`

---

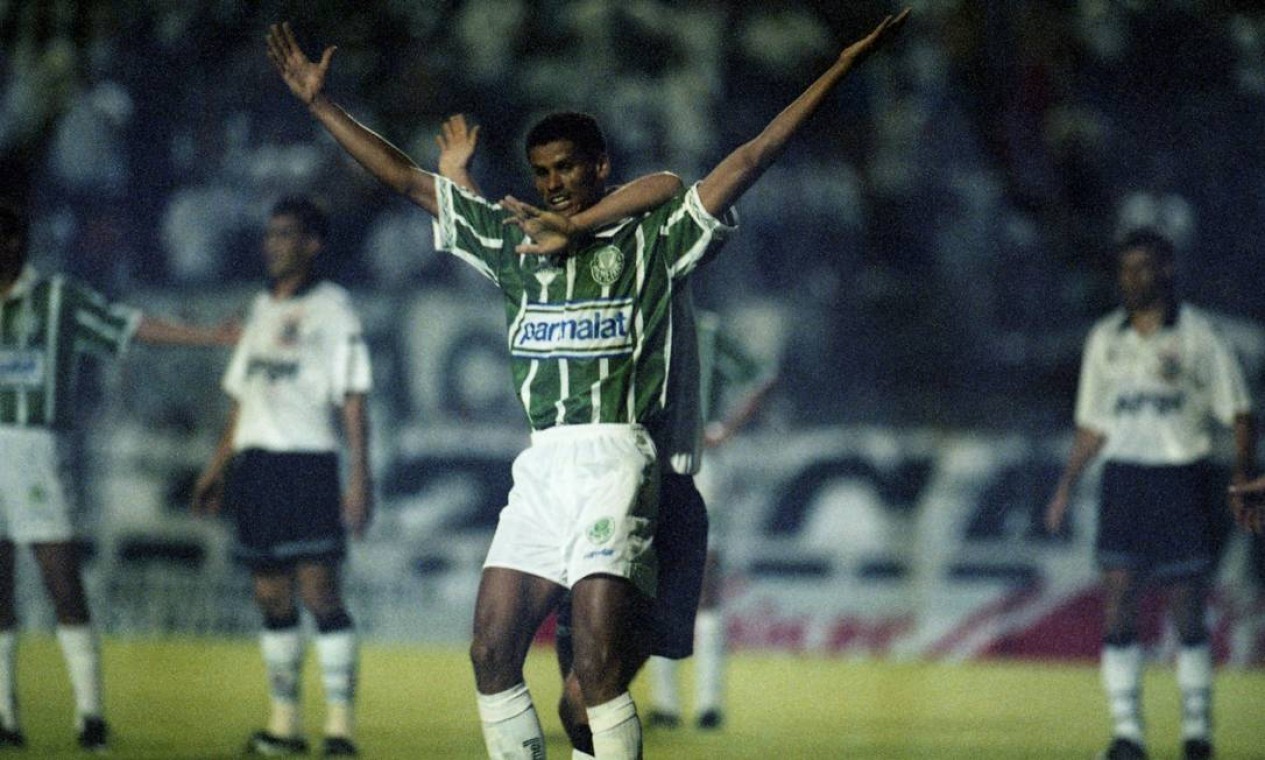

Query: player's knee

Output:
[469, 632, 518, 685]
[254, 591, 297, 623]
[571, 640, 624, 697]
[262, 609, 300, 631]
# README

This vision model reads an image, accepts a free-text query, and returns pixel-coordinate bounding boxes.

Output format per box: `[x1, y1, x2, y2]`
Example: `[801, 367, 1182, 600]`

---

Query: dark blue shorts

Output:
[225, 449, 346, 571]
[647, 472, 709, 659]
[1097, 460, 1217, 580]
[557, 472, 709, 660]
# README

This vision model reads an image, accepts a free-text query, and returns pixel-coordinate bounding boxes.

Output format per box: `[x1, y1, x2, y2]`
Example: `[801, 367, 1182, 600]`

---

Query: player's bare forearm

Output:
[309, 95, 439, 215]
[1047, 426, 1106, 534]
[1057, 427, 1106, 492]
[266, 21, 439, 215]
[505, 172, 683, 256]
[574, 172, 683, 230]
[696, 8, 909, 217]
[193, 405, 240, 515]
[136, 315, 239, 347]
[1232, 412, 1257, 480]
[340, 393, 374, 536]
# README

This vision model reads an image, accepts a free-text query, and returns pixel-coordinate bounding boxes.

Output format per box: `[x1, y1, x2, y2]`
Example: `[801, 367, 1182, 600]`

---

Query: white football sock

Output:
[1101, 643, 1144, 744]
[315, 629, 357, 738]
[1176, 644, 1213, 740]
[694, 610, 725, 713]
[477, 683, 545, 759]
[0, 631, 18, 731]
[588, 692, 641, 760]
[55, 626, 102, 724]
[260, 626, 304, 737]
[647, 656, 680, 716]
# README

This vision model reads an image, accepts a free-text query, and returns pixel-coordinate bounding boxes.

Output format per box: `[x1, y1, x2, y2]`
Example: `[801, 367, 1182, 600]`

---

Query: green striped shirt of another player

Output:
[434, 176, 734, 432]
[0, 269, 139, 429]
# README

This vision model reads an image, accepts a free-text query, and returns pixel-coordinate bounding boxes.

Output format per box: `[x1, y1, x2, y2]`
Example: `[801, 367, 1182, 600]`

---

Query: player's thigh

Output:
[471, 567, 562, 663]
[30, 541, 90, 621]
[251, 567, 298, 614]
[295, 560, 345, 612]
[570, 574, 651, 678]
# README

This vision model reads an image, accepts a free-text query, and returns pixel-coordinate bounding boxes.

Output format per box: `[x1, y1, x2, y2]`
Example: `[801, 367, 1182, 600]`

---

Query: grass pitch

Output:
[12, 635, 1265, 758]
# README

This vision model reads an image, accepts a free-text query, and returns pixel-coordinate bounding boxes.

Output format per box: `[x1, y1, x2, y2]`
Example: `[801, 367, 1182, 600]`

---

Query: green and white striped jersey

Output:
[0, 266, 141, 429]
[433, 177, 736, 431]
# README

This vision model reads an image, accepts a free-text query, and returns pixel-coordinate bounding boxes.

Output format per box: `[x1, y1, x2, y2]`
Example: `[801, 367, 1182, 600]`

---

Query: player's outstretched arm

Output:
[266, 22, 439, 215]
[696, 8, 910, 218]
[135, 315, 240, 347]
[502, 172, 684, 255]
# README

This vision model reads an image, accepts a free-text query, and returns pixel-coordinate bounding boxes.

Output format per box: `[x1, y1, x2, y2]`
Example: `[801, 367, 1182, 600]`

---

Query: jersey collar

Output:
[1117, 301, 1181, 332]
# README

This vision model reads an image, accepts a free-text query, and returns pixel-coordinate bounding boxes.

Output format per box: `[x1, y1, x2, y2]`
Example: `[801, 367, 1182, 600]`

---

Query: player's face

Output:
[263, 214, 318, 281]
[1118, 247, 1169, 312]
[528, 140, 610, 217]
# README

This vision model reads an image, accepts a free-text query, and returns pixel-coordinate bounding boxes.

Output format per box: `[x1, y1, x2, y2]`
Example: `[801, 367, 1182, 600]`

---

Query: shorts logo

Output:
[510, 299, 635, 359]
[587, 517, 615, 545]
[589, 245, 624, 286]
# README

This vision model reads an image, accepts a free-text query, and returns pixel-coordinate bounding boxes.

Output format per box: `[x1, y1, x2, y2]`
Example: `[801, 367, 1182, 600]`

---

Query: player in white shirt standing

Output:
[193, 196, 373, 758]
[1045, 228, 1257, 760]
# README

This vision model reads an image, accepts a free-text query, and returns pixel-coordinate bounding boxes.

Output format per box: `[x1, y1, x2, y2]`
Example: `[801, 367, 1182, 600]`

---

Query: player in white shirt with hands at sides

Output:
[1045, 228, 1256, 760]
[265, 8, 908, 758]
[193, 196, 373, 758]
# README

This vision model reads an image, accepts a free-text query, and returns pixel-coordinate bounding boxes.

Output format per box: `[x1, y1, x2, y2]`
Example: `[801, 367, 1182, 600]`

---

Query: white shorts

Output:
[0, 426, 76, 543]
[484, 424, 659, 597]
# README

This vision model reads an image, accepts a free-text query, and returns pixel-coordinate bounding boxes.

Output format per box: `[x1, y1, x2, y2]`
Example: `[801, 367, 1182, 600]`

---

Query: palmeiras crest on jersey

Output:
[589, 245, 624, 286]
[587, 517, 615, 545]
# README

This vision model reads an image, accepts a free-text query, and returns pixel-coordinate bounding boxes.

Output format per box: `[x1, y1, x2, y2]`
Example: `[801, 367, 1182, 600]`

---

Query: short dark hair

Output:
[271, 195, 329, 242]
[1116, 227, 1174, 265]
[525, 112, 607, 162]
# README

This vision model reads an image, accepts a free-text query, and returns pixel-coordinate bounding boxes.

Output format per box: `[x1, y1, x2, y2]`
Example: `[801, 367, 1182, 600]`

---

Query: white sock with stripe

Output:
[1176, 644, 1213, 740]
[1101, 643, 1144, 744]
[315, 629, 357, 739]
[260, 626, 304, 738]
[647, 656, 680, 717]
[0, 631, 18, 731]
[587, 691, 641, 760]
[56, 626, 102, 726]
[476, 683, 545, 759]
[694, 610, 725, 714]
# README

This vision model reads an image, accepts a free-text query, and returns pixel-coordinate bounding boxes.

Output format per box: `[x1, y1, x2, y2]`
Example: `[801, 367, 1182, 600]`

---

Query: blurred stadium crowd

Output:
[4, 0, 1264, 429]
